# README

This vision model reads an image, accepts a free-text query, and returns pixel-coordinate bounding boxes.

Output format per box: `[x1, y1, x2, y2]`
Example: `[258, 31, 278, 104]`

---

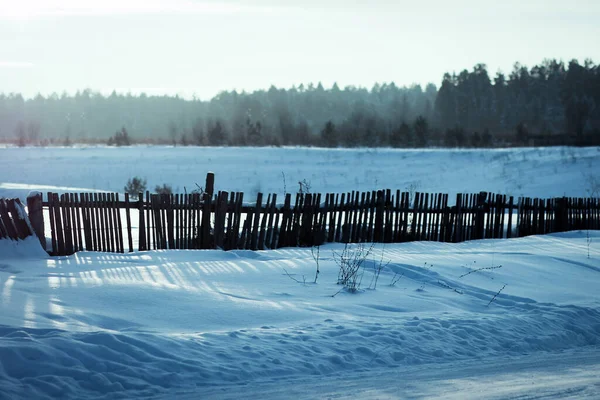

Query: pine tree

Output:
[413, 116, 428, 147]
[321, 120, 337, 147]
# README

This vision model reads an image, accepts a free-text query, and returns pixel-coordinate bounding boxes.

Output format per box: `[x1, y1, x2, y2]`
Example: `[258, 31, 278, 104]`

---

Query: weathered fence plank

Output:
[250, 193, 263, 250]
[5, 199, 30, 240]
[85, 194, 94, 251]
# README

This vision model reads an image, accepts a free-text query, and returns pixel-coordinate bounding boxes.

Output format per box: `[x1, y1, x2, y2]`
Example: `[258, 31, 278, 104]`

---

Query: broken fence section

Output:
[0, 195, 41, 246]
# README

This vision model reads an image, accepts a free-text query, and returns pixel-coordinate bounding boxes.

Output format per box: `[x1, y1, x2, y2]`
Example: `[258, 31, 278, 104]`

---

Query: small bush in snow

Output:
[333, 243, 374, 293]
[368, 244, 390, 290]
[184, 183, 205, 197]
[124, 176, 147, 199]
[298, 179, 312, 194]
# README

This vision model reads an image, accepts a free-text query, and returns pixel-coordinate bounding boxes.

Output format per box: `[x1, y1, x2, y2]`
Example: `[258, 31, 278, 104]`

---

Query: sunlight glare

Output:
[1, 276, 15, 305]
[49, 295, 67, 329]
[48, 275, 60, 289]
[24, 295, 36, 328]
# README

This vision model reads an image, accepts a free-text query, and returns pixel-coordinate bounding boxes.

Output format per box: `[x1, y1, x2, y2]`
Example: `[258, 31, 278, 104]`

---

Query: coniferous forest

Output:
[1, 59, 599, 148]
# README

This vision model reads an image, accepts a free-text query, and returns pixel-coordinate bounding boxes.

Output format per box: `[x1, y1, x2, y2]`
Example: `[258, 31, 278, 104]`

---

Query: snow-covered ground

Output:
[1, 232, 599, 399]
[1, 146, 599, 399]
[1, 146, 599, 200]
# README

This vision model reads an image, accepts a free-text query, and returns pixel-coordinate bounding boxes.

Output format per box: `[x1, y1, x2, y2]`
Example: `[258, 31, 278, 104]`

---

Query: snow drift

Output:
[0, 231, 599, 399]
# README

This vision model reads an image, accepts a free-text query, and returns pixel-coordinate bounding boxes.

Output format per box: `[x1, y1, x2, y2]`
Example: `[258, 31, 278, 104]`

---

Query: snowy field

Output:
[1, 146, 600, 399]
[1, 233, 599, 399]
[1, 146, 599, 200]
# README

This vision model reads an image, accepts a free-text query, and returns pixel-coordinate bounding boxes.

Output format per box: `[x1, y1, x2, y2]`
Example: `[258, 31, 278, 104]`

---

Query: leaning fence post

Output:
[7, 199, 32, 240]
[10, 198, 29, 240]
[0, 199, 18, 240]
[26, 192, 45, 248]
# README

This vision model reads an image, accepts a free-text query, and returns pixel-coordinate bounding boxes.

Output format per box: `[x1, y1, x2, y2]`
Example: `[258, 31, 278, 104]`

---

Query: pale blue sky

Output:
[1, 0, 599, 99]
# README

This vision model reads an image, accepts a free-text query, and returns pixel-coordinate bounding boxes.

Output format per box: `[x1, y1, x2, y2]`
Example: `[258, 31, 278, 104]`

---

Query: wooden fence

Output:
[23, 173, 598, 256]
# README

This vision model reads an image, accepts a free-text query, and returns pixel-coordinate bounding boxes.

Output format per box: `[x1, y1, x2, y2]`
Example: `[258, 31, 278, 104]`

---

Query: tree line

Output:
[1, 58, 599, 148]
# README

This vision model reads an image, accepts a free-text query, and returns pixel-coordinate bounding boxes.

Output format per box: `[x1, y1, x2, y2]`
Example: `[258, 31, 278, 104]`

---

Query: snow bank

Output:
[0, 232, 598, 398]
[0, 236, 48, 260]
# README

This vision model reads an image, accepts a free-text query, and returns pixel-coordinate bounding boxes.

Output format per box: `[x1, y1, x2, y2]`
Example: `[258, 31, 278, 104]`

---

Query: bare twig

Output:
[417, 262, 433, 291]
[487, 284, 507, 306]
[281, 171, 287, 196]
[283, 268, 306, 285]
[437, 280, 463, 294]
[369, 244, 390, 290]
[459, 265, 503, 278]
[390, 272, 404, 286]
[311, 245, 320, 283]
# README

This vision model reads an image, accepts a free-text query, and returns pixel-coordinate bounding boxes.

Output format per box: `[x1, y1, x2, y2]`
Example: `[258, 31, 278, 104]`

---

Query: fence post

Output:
[278, 193, 291, 248]
[214, 191, 228, 249]
[138, 193, 146, 251]
[374, 190, 385, 242]
[454, 193, 463, 242]
[554, 197, 567, 232]
[26, 193, 45, 248]
[201, 172, 215, 249]
[205, 172, 215, 199]
[250, 193, 263, 250]
[0, 208, 7, 239]
[0, 199, 18, 239]
[475, 191, 487, 240]
[506, 196, 514, 238]
[300, 193, 313, 246]
[7, 198, 33, 239]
